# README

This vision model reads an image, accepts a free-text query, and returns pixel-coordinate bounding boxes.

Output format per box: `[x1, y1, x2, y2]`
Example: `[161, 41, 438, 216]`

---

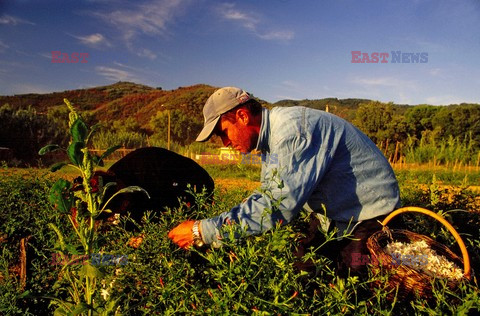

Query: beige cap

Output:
[196, 87, 251, 142]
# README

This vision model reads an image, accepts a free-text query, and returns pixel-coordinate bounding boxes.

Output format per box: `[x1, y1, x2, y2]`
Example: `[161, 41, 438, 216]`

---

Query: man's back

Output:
[265, 106, 400, 224]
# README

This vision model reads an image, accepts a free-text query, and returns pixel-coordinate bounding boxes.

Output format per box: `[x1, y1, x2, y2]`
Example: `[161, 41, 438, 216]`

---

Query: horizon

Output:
[0, 0, 479, 105]
[1, 80, 480, 107]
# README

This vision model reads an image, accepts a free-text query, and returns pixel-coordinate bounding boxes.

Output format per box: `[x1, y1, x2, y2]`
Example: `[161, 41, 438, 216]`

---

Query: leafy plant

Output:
[38, 99, 149, 315]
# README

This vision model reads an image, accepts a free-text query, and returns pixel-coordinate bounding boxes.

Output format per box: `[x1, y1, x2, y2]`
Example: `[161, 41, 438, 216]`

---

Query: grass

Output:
[0, 163, 479, 314]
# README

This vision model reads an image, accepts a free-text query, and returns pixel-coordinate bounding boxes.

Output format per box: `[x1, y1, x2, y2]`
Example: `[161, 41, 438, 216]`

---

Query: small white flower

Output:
[101, 288, 110, 300]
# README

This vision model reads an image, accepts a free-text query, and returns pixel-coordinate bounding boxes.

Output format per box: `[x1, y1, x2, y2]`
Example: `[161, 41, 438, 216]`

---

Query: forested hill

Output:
[273, 98, 411, 121]
[1, 81, 480, 166]
[0, 82, 218, 128]
[0, 82, 156, 113]
[1, 81, 410, 126]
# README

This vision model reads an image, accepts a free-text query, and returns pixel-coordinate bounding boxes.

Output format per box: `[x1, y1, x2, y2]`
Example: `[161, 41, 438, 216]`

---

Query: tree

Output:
[149, 109, 203, 146]
[0, 104, 65, 165]
[432, 104, 480, 145]
[353, 101, 395, 143]
[404, 105, 439, 141]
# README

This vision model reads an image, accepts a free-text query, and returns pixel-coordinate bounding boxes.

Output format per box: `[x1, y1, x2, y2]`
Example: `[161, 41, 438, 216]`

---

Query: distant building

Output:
[219, 147, 240, 161]
[195, 147, 240, 165]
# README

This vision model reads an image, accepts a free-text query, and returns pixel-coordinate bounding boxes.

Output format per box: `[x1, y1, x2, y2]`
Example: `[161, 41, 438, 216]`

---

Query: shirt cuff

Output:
[199, 219, 223, 248]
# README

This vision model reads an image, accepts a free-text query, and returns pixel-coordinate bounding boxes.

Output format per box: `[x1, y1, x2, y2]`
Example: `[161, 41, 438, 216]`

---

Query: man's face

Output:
[214, 109, 259, 154]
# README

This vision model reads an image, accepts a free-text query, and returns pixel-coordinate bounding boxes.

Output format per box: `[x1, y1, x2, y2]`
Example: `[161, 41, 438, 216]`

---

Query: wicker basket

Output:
[367, 207, 471, 300]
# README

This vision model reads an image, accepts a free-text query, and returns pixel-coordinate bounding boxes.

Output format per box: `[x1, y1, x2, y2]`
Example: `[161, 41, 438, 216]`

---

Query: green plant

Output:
[2, 149, 480, 314]
[38, 99, 148, 315]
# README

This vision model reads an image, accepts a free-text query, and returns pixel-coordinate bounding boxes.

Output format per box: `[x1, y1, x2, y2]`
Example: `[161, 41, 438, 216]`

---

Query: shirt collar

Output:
[255, 107, 270, 153]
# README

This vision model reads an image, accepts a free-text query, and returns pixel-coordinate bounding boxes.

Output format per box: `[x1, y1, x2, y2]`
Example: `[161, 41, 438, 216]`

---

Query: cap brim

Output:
[195, 116, 221, 142]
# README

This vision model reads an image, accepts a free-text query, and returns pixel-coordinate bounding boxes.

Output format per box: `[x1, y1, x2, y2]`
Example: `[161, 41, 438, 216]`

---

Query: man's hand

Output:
[168, 220, 195, 249]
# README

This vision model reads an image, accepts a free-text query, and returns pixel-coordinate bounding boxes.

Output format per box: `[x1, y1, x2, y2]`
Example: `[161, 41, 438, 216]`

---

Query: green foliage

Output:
[3, 82, 480, 167]
[1, 165, 479, 314]
[405, 132, 478, 165]
[432, 104, 480, 145]
[149, 108, 203, 145]
[91, 130, 148, 149]
[203, 163, 261, 182]
[275, 97, 371, 121]
[353, 101, 400, 144]
[404, 105, 439, 140]
[0, 104, 66, 166]
[0, 169, 65, 314]
[37, 99, 148, 316]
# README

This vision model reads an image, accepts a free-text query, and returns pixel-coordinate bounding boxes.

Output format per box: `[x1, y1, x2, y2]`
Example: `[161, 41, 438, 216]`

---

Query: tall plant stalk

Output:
[39, 99, 148, 316]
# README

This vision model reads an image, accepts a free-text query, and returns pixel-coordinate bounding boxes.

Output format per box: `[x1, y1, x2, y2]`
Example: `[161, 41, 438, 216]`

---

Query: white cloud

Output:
[136, 48, 157, 60]
[429, 68, 442, 76]
[425, 95, 468, 106]
[218, 3, 294, 41]
[0, 14, 35, 25]
[0, 40, 9, 53]
[351, 76, 416, 89]
[8, 83, 50, 94]
[258, 30, 294, 41]
[220, 3, 258, 30]
[95, 66, 139, 82]
[91, 0, 188, 58]
[39, 52, 52, 59]
[280, 80, 300, 90]
[73, 33, 111, 47]
[275, 95, 300, 100]
[94, 0, 187, 40]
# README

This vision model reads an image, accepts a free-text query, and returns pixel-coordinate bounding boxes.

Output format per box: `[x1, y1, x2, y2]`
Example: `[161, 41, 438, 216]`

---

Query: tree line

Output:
[1, 99, 479, 166]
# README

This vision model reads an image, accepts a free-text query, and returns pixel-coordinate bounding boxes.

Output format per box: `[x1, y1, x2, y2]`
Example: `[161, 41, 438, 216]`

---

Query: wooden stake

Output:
[20, 236, 30, 290]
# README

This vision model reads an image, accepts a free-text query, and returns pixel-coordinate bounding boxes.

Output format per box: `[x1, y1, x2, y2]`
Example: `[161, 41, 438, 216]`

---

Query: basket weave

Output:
[366, 207, 471, 300]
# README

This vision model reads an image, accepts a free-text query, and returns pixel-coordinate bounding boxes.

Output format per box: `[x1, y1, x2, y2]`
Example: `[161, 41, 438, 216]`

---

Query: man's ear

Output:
[235, 108, 250, 125]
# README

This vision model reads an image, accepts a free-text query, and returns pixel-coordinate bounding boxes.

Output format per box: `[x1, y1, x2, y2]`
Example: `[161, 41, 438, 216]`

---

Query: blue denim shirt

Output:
[200, 106, 400, 246]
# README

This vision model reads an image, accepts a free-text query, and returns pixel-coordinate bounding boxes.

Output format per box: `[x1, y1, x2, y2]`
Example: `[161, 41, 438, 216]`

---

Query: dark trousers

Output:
[294, 213, 402, 278]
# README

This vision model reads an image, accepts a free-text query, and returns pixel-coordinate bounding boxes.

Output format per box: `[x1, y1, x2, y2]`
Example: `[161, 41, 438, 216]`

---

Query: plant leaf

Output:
[50, 161, 69, 172]
[100, 181, 117, 199]
[48, 179, 73, 213]
[48, 223, 68, 251]
[101, 186, 150, 211]
[38, 144, 61, 155]
[79, 263, 104, 278]
[86, 123, 102, 142]
[91, 155, 104, 167]
[71, 303, 92, 315]
[98, 145, 122, 164]
[67, 141, 84, 166]
[17, 290, 31, 299]
[53, 306, 69, 316]
[116, 186, 151, 199]
[70, 118, 88, 143]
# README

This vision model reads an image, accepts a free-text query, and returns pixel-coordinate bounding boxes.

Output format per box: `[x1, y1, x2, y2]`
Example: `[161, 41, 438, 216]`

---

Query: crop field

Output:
[0, 162, 479, 315]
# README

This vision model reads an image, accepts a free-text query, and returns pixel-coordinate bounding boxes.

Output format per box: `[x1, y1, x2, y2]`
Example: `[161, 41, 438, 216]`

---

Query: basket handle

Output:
[381, 206, 471, 280]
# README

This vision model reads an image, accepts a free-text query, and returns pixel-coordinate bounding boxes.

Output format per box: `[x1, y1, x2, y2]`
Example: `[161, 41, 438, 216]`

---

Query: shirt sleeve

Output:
[200, 131, 335, 246]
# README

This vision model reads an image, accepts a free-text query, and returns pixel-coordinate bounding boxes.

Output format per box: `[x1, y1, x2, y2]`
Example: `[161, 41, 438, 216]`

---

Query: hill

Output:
[1, 82, 480, 167]
[0, 82, 223, 135]
[0, 82, 406, 128]
[0, 82, 156, 113]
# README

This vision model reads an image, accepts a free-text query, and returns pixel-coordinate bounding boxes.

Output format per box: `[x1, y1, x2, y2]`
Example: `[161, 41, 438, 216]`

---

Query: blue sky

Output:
[0, 0, 479, 105]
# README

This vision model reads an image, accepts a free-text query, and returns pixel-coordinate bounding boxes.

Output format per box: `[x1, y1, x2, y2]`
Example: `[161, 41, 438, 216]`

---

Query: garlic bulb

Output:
[384, 240, 463, 280]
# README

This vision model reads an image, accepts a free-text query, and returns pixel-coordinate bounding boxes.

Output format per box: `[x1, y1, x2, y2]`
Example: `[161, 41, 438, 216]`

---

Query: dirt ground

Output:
[214, 178, 261, 192]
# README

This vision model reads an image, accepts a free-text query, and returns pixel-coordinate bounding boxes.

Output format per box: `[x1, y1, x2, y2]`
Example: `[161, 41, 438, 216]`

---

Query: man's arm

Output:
[197, 132, 335, 246]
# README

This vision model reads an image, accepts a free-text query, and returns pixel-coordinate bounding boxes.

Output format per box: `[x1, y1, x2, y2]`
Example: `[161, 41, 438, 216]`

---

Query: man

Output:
[168, 86, 400, 275]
